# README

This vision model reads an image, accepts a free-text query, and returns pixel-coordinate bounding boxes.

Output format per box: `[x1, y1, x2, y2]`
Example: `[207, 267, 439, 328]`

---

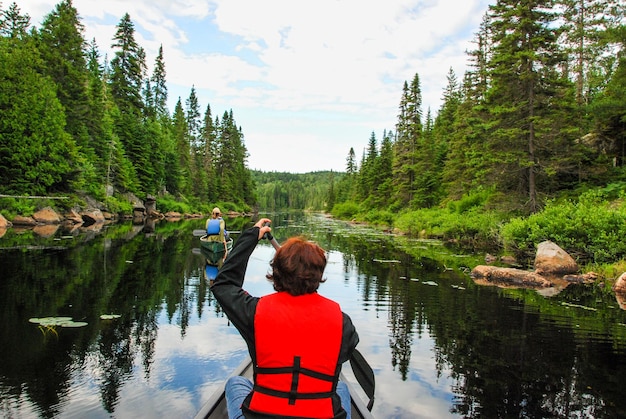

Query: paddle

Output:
[263, 229, 281, 250]
[263, 228, 376, 410]
[193, 229, 240, 237]
[349, 348, 376, 411]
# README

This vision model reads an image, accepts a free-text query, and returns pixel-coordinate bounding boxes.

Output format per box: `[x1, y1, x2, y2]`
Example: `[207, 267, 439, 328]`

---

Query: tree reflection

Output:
[1, 214, 626, 418]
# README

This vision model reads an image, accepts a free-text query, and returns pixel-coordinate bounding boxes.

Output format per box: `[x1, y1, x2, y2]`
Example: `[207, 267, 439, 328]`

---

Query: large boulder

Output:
[80, 209, 105, 225]
[12, 215, 37, 226]
[64, 209, 84, 224]
[32, 207, 62, 224]
[614, 272, 626, 294]
[534, 241, 578, 275]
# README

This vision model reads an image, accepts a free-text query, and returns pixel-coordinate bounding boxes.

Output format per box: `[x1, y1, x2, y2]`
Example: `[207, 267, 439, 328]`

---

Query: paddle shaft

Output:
[193, 229, 240, 237]
[264, 231, 281, 250]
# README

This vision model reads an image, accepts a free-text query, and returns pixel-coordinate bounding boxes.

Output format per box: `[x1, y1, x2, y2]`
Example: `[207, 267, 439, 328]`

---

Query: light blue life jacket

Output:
[206, 218, 221, 235]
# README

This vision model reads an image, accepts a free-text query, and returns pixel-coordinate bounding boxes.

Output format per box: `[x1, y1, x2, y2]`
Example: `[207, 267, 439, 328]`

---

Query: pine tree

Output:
[171, 98, 190, 196]
[442, 21, 492, 199]
[201, 104, 218, 200]
[109, 13, 150, 193]
[393, 74, 423, 208]
[0, 4, 79, 194]
[0, 2, 30, 38]
[373, 130, 394, 208]
[357, 131, 378, 201]
[559, 0, 621, 106]
[151, 45, 168, 119]
[37, 0, 91, 155]
[485, 0, 577, 211]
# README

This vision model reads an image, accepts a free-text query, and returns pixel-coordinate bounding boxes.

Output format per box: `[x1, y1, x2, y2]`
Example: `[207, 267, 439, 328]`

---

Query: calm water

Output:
[1, 212, 626, 418]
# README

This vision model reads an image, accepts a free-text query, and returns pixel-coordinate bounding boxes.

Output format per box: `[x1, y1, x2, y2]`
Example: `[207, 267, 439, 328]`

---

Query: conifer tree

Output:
[109, 13, 151, 193]
[201, 104, 218, 200]
[484, 0, 577, 211]
[559, 0, 621, 106]
[151, 45, 168, 119]
[357, 131, 378, 201]
[0, 4, 79, 194]
[393, 74, 423, 208]
[38, 0, 91, 156]
[373, 130, 394, 208]
[442, 22, 492, 199]
[171, 98, 190, 196]
[0, 2, 30, 38]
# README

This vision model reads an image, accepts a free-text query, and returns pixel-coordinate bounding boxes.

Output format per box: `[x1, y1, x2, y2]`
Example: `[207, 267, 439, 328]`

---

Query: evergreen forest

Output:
[2, 1, 626, 267]
[0, 1, 254, 215]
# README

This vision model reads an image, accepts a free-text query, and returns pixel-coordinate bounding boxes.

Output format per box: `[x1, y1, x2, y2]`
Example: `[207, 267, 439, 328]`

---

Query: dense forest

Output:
[332, 0, 626, 215]
[2, 1, 626, 265]
[0, 1, 254, 214]
[257, 0, 626, 227]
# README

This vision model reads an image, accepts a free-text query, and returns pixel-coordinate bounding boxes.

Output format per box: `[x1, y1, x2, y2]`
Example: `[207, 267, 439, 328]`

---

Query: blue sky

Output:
[21, 0, 492, 173]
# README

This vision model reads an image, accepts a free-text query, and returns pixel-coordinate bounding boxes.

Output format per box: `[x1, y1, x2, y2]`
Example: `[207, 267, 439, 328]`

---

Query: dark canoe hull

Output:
[199, 236, 233, 254]
[194, 356, 374, 419]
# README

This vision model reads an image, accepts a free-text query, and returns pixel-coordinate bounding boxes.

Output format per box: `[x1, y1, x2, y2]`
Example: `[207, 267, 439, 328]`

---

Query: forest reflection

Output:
[0, 212, 625, 418]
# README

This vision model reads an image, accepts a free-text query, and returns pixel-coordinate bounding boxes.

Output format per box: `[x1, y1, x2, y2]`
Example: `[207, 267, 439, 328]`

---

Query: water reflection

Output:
[0, 213, 625, 418]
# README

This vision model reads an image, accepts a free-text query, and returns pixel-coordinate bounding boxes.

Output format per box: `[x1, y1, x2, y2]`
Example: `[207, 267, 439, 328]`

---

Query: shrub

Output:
[500, 191, 626, 263]
[361, 209, 394, 227]
[331, 201, 361, 219]
[158, 195, 192, 214]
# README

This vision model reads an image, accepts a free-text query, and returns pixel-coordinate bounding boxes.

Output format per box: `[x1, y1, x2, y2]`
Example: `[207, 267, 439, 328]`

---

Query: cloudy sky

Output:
[20, 0, 492, 173]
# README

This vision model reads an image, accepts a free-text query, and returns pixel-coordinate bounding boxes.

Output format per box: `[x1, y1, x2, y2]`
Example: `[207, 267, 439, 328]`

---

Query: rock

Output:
[80, 209, 105, 225]
[534, 241, 578, 275]
[64, 209, 83, 224]
[485, 253, 497, 263]
[32, 207, 62, 224]
[563, 272, 597, 284]
[613, 272, 626, 294]
[164, 211, 182, 219]
[0, 213, 12, 228]
[33, 224, 60, 238]
[12, 215, 37, 226]
[145, 195, 157, 216]
[471, 265, 553, 288]
[500, 255, 517, 265]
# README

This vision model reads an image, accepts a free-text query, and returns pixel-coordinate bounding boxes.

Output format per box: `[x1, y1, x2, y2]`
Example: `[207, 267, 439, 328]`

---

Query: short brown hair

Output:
[266, 236, 327, 296]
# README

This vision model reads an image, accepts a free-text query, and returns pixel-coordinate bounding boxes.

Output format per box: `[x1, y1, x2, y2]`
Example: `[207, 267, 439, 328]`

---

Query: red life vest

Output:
[247, 292, 344, 418]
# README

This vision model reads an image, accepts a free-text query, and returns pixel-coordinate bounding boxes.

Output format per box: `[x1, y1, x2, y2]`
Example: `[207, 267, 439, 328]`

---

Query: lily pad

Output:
[28, 316, 87, 327]
[59, 321, 88, 328]
[29, 317, 72, 325]
[100, 314, 122, 320]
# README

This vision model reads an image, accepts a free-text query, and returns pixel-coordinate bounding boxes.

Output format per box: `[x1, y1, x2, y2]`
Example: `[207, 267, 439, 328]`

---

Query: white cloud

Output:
[17, 0, 492, 172]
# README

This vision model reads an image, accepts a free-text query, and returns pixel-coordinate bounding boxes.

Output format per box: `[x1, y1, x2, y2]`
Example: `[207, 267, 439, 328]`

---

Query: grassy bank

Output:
[331, 185, 626, 283]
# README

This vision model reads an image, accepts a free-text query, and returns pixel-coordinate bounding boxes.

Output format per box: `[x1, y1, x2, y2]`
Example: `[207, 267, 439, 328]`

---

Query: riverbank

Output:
[331, 188, 626, 288]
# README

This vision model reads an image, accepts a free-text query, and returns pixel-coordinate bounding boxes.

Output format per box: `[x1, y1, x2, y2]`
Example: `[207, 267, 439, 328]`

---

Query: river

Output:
[1, 212, 625, 418]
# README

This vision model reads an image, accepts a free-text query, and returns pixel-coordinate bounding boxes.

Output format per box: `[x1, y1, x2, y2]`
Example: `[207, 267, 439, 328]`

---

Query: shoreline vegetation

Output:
[2, 184, 626, 293]
[1, 3, 626, 303]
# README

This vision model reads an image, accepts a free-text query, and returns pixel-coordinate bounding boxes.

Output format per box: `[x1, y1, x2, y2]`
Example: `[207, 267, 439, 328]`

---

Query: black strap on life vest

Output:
[253, 356, 337, 405]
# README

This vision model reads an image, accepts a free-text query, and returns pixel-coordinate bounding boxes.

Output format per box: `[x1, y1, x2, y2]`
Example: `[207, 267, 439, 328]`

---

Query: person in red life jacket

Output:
[211, 218, 359, 419]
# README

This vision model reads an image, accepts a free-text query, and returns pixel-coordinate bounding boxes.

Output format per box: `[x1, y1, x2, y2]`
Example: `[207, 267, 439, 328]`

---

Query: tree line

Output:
[0, 1, 254, 212]
[2, 0, 625, 221]
[331, 0, 626, 217]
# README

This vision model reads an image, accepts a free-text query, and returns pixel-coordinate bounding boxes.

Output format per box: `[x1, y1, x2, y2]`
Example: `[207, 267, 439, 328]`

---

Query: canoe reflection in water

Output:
[202, 247, 224, 286]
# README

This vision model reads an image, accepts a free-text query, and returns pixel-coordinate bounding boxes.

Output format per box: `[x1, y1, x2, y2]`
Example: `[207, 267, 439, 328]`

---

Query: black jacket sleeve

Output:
[210, 226, 262, 347]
